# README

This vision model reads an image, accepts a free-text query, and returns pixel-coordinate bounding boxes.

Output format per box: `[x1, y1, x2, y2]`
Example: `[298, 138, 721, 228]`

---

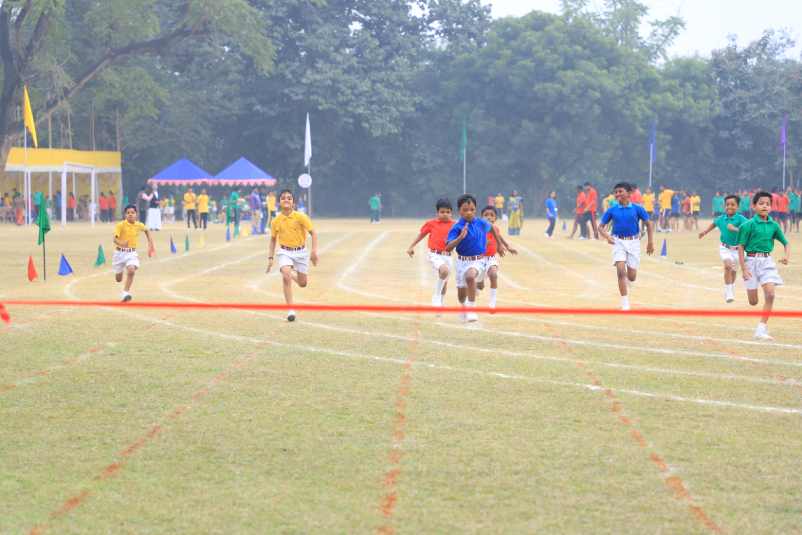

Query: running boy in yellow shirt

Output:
[113, 204, 156, 302]
[267, 190, 319, 321]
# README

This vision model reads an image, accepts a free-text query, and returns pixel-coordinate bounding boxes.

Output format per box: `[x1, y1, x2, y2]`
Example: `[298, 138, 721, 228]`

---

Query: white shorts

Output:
[744, 256, 783, 290]
[455, 258, 486, 288]
[718, 244, 739, 267]
[478, 255, 499, 283]
[112, 250, 140, 274]
[612, 238, 641, 269]
[428, 251, 453, 273]
[277, 247, 309, 274]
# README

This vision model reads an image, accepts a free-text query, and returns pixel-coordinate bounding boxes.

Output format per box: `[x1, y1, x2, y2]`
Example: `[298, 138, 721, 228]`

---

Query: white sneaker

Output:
[287, 310, 296, 322]
[725, 288, 734, 303]
[431, 295, 442, 308]
[459, 309, 467, 322]
[754, 331, 773, 341]
[120, 291, 132, 302]
[465, 311, 479, 323]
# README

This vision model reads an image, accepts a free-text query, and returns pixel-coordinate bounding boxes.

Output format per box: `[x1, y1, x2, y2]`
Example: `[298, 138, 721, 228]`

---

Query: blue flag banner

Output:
[58, 254, 73, 276]
[170, 236, 177, 254]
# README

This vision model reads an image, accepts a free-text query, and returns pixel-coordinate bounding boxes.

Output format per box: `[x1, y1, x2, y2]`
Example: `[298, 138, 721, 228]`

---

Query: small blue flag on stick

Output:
[562, 220, 567, 231]
[660, 239, 667, 257]
[58, 254, 73, 276]
[170, 236, 177, 254]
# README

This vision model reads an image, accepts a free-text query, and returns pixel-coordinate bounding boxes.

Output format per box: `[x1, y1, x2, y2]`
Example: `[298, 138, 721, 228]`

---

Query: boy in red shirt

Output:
[569, 185, 588, 239]
[407, 198, 454, 307]
[98, 192, 109, 222]
[477, 206, 517, 308]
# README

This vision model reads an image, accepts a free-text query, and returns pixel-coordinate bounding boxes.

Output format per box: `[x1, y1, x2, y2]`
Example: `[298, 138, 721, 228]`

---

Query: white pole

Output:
[307, 163, 312, 217]
[782, 142, 787, 190]
[90, 169, 96, 227]
[48, 171, 52, 216]
[72, 172, 76, 220]
[648, 147, 653, 189]
[61, 168, 67, 225]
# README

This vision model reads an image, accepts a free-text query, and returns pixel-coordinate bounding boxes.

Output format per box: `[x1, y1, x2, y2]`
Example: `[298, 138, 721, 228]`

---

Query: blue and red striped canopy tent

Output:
[213, 157, 276, 187]
[147, 158, 212, 186]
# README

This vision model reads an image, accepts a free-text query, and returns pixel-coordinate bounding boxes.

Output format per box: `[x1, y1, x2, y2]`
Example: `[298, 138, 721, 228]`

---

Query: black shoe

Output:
[287, 310, 296, 322]
[121, 294, 132, 303]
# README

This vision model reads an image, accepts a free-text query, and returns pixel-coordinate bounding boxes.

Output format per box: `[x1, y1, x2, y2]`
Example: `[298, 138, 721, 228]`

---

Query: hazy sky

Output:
[483, 0, 802, 58]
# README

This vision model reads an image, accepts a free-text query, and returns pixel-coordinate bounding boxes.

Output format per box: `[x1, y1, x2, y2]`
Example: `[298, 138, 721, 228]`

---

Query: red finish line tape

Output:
[2, 300, 802, 323]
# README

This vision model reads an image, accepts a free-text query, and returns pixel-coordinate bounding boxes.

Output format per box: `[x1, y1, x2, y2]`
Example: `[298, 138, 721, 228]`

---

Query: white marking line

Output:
[508, 312, 802, 351]
[336, 232, 390, 298]
[514, 241, 602, 289]
[106, 309, 802, 417]
[63, 230, 802, 416]
[334, 251, 802, 369]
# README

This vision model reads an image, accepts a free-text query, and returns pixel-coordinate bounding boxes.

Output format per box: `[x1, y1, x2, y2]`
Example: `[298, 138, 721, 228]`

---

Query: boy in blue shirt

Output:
[598, 182, 655, 310]
[698, 194, 748, 302]
[446, 194, 508, 322]
[544, 191, 558, 237]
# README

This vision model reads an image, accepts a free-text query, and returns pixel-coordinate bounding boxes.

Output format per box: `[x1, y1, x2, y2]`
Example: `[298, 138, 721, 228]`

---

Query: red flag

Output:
[27, 255, 38, 282]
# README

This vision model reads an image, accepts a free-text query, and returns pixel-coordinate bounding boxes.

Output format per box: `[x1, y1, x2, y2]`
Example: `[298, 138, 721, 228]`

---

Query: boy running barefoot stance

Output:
[738, 191, 791, 340]
[445, 194, 507, 323]
[477, 206, 517, 309]
[598, 182, 654, 311]
[698, 194, 747, 302]
[406, 198, 454, 307]
[113, 205, 156, 302]
[267, 190, 319, 322]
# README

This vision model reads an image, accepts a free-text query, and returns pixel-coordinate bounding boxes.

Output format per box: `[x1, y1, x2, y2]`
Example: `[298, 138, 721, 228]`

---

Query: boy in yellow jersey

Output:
[113, 205, 156, 302]
[183, 187, 197, 229]
[267, 190, 319, 321]
[197, 188, 210, 229]
[690, 191, 701, 230]
[657, 185, 674, 232]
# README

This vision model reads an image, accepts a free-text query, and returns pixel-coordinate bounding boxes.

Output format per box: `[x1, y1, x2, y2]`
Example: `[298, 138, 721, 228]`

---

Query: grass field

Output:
[1, 218, 801, 534]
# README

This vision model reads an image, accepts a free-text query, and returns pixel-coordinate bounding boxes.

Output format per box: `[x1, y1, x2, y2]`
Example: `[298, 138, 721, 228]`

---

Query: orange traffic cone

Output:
[27, 255, 38, 282]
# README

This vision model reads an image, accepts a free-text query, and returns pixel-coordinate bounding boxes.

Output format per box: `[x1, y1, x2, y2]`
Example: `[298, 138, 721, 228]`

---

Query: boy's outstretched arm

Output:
[406, 231, 427, 257]
[738, 245, 751, 280]
[491, 225, 516, 255]
[266, 235, 277, 273]
[645, 220, 655, 255]
[310, 229, 319, 266]
[780, 243, 790, 265]
[144, 229, 156, 257]
[698, 222, 716, 239]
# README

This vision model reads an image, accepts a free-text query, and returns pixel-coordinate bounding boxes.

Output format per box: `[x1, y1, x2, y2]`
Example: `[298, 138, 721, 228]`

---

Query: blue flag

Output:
[225, 225, 231, 242]
[58, 254, 73, 276]
[170, 236, 177, 254]
[660, 239, 667, 257]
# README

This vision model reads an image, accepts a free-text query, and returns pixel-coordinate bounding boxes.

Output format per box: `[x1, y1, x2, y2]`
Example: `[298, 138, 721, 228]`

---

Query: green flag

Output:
[459, 118, 467, 162]
[94, 245, 106, 267]
[185, 234, 190, 252]
[34, 192, 50, 245]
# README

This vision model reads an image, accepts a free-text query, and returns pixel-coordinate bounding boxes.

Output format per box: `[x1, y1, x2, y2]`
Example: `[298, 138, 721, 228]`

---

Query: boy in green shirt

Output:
[711, 192, 725, 217]
[737, 191, 791, 340]
[698, 194, 747, 302]
[789, 188, 800, 232]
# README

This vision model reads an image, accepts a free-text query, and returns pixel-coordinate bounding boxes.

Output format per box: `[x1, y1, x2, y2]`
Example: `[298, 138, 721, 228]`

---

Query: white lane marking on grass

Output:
[105, 309, 802, 417]
[506, 312, 802, 351]
[336, 231, 390, 297]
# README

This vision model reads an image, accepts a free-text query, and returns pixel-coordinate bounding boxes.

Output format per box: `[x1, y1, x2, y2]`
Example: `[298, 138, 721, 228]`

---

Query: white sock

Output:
[435, 278, 446, 297]
[489, 289, 497, 306]
[467, 300, 476, 308]
[621, 295, 630, 306]
[756, 321, 767, 332]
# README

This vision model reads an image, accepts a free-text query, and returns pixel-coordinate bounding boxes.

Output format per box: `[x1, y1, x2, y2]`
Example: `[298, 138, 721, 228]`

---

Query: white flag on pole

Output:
[304, 113, 312, 167]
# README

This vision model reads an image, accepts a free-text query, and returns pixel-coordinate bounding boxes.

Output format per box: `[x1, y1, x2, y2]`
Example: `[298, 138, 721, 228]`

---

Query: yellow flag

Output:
[23, 86, 38, 148]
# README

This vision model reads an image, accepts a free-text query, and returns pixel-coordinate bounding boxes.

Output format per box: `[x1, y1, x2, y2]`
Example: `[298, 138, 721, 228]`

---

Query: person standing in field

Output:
[658, 185, 674, 232]
[113, 204, 156, 302]
[641, 186, 655, 235]
[267, 189, 319, 322]
[789, 187, 801, 232]
[98, 192, 108, 222]
[739, 190, 751, 218]
[197, 188, 210, 230]
[184, 187, 198, 229]
[494, 193, 504, 219]
[597, 182, 654, 311]
[544, 191, 558, 237]
[267, 190, 277, 223]
[698, 194, 748, 303]
[507, 190, 524, 235]
[583, 182, 599, 239]
[369, 193, 381, 223]
[445, 194, 507, 323]
[568, 185, 587, 239]
[108, 190, 117, 221]
[690, 191, 701, 230]
[712, 192, 725, 218]
[143, 185, 162, 230]
[738, 191, 791, 340]
[249, 188, 262, 234]
[406, 198, 454, 308]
